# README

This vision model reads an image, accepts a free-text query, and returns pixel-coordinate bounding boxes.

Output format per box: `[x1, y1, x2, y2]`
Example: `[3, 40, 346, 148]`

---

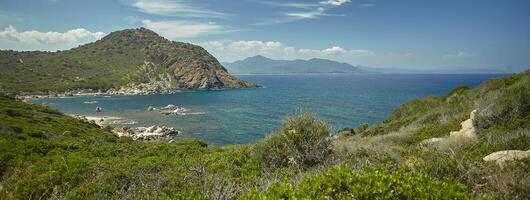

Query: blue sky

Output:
[1, 0, 529, 71]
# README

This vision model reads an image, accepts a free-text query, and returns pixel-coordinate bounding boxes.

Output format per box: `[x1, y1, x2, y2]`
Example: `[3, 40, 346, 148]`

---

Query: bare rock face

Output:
[100, 28, 257, 92]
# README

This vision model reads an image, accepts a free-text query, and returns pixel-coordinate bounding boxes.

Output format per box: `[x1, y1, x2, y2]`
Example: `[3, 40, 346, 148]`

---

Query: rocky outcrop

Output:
[106, 81, 175, 95]
[71, 115, 138, 126]
[483, 150, 530, 166]
[103, 28, 257, 90]
[420, 109, 478, 147]
[148, 104, 205, 115]
[449, 110, 477, 138]
[114, 126, 180, 141]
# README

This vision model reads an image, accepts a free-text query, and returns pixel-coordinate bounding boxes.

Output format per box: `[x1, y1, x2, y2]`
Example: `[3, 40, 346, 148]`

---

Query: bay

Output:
[30, 74, 507, 146]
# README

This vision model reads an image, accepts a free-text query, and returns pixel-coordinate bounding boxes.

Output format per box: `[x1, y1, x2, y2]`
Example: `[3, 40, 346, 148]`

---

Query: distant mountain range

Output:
[222, 55, 364, 74]
[222, 55, 519, 75]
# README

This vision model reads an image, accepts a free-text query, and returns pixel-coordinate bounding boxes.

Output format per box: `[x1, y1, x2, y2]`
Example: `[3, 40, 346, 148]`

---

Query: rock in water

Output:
[148, 104, 204, 115]
[147, 106, 156, 111]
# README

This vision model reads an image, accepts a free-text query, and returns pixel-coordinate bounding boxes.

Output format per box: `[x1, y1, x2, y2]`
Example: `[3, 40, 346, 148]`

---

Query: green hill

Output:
[0, 70, 528, 199]
[0, 28, 255, 94]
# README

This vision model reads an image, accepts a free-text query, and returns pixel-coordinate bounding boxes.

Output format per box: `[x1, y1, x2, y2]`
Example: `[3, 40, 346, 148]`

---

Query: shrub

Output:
[474, 78, 530, 130]
[386, 96, 441, 123]
[338, 127, 356, 136]
[3, 108, 23, 117]
[28, 132, 48, 139]
[254, 113, 332, 169]
[338, 123, 370, 136]
[241, 166, 470, 200]
[356, 123, 369, 132]
[444, 85, 472, 101]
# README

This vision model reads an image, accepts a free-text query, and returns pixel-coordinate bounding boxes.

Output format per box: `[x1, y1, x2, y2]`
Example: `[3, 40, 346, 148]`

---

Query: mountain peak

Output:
[97, 27, 167, 46]
[246, 55, 272, 61]
[111, 27, 160, 37]
[224, 56, 363, 74]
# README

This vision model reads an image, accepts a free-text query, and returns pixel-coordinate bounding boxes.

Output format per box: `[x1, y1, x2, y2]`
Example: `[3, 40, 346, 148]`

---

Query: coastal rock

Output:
[71, 115, 137, 126]
[105, 79, 176, 96]
[148, 104, 205, 115]
[114, 126, 181, 141]
[483, 150, 530, 166]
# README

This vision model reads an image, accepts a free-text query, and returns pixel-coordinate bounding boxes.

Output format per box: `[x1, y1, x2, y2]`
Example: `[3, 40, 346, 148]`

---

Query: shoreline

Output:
[69, 114, 182, 141]
[16, 86, 261, 102]
[69, 114, 138, 126]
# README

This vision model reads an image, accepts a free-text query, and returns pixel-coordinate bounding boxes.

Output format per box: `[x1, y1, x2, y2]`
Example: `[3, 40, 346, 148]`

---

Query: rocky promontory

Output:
[0, 28, 257, 95]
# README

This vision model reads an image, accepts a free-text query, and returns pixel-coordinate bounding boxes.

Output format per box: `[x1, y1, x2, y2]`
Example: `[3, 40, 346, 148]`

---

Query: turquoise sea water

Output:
[30, 74, 507, 146]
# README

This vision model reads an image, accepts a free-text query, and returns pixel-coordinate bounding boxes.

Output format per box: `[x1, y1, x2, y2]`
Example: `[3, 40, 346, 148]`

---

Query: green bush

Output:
[254, 113, 332, 169]
[241, 166, 470, 200]
[338, 123, 369, 136]
[474, 78, 530, 130]
[444, 85, 472, 101]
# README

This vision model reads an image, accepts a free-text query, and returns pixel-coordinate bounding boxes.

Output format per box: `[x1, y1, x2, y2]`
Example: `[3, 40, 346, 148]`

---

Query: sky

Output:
[1, 0, 529, 71]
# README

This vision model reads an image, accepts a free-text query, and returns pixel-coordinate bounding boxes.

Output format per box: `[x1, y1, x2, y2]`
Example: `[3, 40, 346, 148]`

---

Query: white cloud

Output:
[130, 0, 227, 18]
[443, 51, 478, 59]
[252, 0, 318, 9]
[321, 46, 347, 55]
[0, 25, 105, 44]
[252, 0, 350, 24]
[199, 40, 449, 69]
[286, 7, 326, 19]
[320, 0, 351, 6]
[142, 20, 226, 38]
[200, 40, 374, 62]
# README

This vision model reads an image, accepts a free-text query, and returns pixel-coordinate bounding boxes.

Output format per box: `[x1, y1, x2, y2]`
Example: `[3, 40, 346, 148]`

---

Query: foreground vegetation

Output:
[1, 70, 529, 199]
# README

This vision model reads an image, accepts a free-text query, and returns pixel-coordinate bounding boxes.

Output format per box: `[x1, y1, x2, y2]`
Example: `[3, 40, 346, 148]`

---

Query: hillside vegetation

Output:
[0, 28, 255, 94]
[0, 70, 529, 199]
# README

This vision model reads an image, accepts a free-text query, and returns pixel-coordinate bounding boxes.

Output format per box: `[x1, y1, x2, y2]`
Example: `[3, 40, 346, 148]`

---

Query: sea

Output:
[29, 74, 508, 146]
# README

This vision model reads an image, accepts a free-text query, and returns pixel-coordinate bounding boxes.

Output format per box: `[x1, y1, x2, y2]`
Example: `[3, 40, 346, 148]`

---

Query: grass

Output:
[0, 70, 529, 199]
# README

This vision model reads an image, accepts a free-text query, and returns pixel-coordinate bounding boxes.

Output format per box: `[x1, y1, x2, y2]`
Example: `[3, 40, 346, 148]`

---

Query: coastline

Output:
[16, 87, 261, 103]
[69, 114, 138, 126]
